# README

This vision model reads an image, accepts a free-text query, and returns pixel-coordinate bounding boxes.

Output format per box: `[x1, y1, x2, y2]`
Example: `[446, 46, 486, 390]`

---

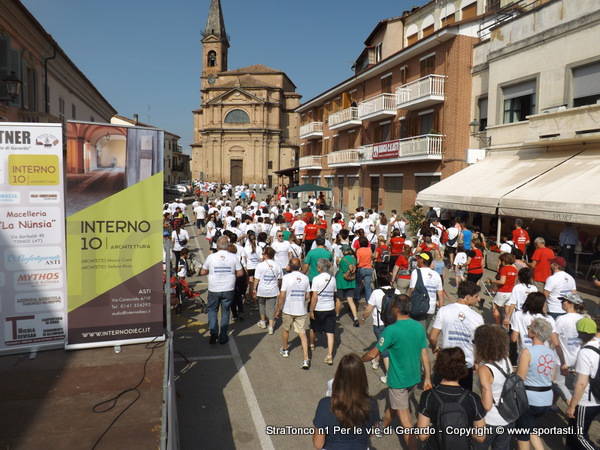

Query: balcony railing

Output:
[328, 107, 361, 131]
[358, 93, 397, 121]
[396, 74, 446, 110]
[299, 155, 323, 170]
[327, 149, 362, 167]
[299, 122, 323, 140]
[361, 134, 444, 164]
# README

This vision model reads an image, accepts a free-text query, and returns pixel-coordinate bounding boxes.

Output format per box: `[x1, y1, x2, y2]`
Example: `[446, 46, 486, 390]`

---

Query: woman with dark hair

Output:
[475, 324, 514, 450]
[388, 228, 405, 272]
[506, 267, 538, 324]
[312, 353, 380, 450]
[417, 347, 486, 449]
[488, 252, 518, 327]
[466, 239, 485, 285]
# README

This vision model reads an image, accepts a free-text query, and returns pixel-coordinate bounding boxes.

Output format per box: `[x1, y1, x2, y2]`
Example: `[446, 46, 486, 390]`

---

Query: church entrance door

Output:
[230, 159, 243, 185]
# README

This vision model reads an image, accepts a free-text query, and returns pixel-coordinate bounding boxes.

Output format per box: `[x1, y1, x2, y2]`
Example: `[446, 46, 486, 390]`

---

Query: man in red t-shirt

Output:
[282, 209, 293, 225]
[303, 218, 319, 254]
[511, 218, 530, 255]
[529, 236, 555, 289]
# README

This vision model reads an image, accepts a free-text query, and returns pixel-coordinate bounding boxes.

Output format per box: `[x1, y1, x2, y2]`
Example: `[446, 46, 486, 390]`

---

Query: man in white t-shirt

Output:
[200, 236, 244, 345]
[271, 231, 292, 269]
[275, 258, 311, 369]
[429, 281, 484, 390]
[291, 217, 306, 239]
[407, 252, 445, 331]
[566, 317, 600, 449]
[253, 247, 283, 335]
[544, 256, 577, 319]
[555, 293, 585, 402]
[193, 202, 206, 231]
[171, 222, 190, 271]
[308, 259, 337, 365]
[445, 224, 460, 266]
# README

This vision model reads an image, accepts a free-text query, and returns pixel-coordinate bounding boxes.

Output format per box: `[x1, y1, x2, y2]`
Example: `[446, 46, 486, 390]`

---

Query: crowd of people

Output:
[162, 183, 600, 450]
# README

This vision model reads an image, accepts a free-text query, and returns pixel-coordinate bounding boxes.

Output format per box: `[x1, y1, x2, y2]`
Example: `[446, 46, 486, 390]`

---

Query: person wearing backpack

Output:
[362, 294, 432, 450]
[407, 252, 445, 331]
[335, 245, 359, 326]
[361, 271, 399, 384]
[475, 324, 524, 450]
[429, 281, 484, 391]
[514, 318, 558, 449]
[566, 317, 600, 450]
[417, 347, 486, 450]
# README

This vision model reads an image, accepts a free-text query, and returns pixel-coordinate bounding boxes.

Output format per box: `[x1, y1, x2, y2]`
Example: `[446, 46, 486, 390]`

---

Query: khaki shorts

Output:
[282, 313, 308, 334]
[389, 386, 414, 410]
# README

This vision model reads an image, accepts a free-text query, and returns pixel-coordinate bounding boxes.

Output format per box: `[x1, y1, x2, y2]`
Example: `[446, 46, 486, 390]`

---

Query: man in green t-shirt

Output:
[302, 237, 333, 282]
[362, 294, 432, 449]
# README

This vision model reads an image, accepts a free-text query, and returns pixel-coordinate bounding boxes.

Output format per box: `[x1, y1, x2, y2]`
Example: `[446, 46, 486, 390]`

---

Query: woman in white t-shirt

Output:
[475, 324, 513, 449]
[308, 259, 337, 365]
[289, 236, 304, 260]
[555, 294, 585, 402]
[244, 232, 263, 304]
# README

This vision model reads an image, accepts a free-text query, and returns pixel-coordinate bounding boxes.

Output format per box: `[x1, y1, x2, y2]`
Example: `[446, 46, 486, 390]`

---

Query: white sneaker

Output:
[371, 359, 380, 370]
[302, 360, 310, 370]
[279, 348, 289, 358]
[380, 375, 387, 384]
[257, 320, 266, 329]
[267, 326, 274, 335]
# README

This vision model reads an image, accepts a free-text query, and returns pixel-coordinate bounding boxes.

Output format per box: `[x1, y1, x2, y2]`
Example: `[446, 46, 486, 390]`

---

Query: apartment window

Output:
[378, 122, 392, 142]
[441, 13, 456, 27]
[71, 104, 76, 120]
[419, 112, 435, 134]
[375, 43, 383, 63]
[461, 2, 478, 20]
[420, 55, 435, 76]
[572, 61, 600, 107]
[399, 66, 408, 85]
[415, 175, 440, 193]
[0, 35, 22, 106]
[503, 80, 536, 123]
[407, 33, 418, 46]
[267, 161, 273, 169]
[422, 25, 435, 38]
[381, 75, 392, 94]
[59, 97, 65, 120]
[478, 97, 488, 131]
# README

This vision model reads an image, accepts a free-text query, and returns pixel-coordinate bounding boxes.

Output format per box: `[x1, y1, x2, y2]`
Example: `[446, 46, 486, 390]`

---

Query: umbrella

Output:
[287, 183, 332, 193]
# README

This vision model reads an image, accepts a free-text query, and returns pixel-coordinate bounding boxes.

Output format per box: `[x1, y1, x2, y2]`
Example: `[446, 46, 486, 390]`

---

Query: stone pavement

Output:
[173, 202, 600, 450]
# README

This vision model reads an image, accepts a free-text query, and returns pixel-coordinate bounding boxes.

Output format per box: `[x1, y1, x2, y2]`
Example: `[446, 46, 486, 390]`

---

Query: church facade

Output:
[191, 0, 301, 186]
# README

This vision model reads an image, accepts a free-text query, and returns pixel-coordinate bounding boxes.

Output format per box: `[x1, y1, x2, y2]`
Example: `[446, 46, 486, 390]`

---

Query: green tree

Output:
[403, 204, 425, 238]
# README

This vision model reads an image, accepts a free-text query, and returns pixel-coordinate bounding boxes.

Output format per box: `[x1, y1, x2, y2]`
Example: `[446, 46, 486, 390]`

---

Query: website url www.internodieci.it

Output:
[81, 327, 151, 338]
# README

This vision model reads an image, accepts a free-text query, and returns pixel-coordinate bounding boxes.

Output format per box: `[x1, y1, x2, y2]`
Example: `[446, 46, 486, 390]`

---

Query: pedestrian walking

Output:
[253, 247, 282, 335]
[309, 259, 337, 365]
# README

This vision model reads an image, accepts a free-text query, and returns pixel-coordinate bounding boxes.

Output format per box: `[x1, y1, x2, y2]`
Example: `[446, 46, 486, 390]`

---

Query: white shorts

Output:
[493, 291, 512, 307]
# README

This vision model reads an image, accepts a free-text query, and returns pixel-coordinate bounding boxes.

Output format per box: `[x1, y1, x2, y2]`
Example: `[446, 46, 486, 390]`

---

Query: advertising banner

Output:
[65, 122, 164, 349]
[372, 139, 401, 160]
[0, 123, 67, 354]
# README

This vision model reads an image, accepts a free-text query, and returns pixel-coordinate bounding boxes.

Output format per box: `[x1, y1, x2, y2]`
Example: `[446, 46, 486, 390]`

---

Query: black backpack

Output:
[379, 288, 396, 327]
[432, 388, 471, 450]
[410, 269, 430, 318]
[490, 359, 529, 423]
[582, 346, 600, 402]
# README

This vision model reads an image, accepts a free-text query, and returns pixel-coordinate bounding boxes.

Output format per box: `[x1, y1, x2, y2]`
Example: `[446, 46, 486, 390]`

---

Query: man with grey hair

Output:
[200, 235, 244, 345]
[309, 258, 337, 365]
[529, 236, 555, 291]
[275, 257, 311, 369]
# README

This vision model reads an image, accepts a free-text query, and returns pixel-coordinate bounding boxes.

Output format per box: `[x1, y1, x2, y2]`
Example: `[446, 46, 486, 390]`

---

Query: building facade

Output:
[191, 0, 301, 186]
[111, 115, 191, 184]
[295, 0, 534, 214]
[0, 0, 116, 123]
[417, 0, 600, 239]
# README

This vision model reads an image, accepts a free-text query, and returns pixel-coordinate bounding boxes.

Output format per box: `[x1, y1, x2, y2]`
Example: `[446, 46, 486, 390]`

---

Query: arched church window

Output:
[207, 51, 217, 67]
[224, 109, 250, 124]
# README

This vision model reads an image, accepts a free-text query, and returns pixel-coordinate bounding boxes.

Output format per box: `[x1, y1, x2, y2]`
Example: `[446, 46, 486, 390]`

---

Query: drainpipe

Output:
[44, 45, 57, 114]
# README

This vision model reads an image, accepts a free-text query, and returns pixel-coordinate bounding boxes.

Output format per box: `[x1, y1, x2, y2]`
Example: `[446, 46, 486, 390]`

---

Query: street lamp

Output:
[1, 71, 22, 103]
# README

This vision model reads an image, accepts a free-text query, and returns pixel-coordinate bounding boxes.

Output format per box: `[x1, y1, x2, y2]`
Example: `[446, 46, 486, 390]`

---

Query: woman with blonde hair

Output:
[312, 353, 380, 450]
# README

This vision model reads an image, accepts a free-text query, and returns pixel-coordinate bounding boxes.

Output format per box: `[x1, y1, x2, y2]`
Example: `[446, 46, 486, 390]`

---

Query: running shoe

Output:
[257, 320, 266, 329]
[324, 356, 333, 365]
[267, 326, 274, 335]
[279, 348, 289, 358]
[302, 360, 310, 370]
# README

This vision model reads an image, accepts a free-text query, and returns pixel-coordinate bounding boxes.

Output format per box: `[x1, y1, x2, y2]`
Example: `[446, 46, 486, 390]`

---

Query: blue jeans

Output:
[354, 267, 373, 302]
[207, 290, 234, 341]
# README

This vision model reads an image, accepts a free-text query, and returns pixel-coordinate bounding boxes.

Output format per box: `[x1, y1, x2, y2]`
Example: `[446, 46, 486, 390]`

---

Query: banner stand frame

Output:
[65, 335, 165, 352]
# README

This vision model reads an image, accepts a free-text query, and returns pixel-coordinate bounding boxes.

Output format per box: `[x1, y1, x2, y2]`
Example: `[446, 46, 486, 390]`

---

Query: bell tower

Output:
[201, 0, 229, 90]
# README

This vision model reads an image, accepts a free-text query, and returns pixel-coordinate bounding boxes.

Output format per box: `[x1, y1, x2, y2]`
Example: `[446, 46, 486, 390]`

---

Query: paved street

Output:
[173, 208, 600, 450]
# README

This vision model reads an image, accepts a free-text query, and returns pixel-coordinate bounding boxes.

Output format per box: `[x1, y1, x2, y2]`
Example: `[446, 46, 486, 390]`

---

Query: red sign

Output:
[372, 139, 400, 159]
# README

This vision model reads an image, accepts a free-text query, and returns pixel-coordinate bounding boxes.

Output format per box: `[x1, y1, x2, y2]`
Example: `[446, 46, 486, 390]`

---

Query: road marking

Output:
[229, 336, 275, 450]
[175, 354, 233, 362]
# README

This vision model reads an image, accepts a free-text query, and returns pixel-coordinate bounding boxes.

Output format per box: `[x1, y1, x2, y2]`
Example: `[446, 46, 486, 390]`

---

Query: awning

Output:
[499, 148, 600, 225]
[273, 166, 299, 176]
[416, 148, 574, 214]
[287, 183, 332, 193]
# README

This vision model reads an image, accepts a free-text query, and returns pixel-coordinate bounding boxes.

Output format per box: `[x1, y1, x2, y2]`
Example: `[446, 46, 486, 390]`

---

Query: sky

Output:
[22, 0, 427, 153]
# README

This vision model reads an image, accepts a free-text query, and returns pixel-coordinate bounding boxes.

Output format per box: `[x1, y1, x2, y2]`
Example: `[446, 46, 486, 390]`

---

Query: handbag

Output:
[342, 256, 356, 281]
